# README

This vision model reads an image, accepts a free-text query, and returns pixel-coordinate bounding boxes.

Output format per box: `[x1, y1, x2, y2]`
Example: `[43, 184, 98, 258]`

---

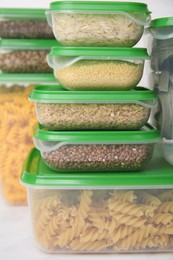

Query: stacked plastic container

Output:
[149, 17, 173, 166]
[0, 8, 57, 204]
[20, 1, 173, 254]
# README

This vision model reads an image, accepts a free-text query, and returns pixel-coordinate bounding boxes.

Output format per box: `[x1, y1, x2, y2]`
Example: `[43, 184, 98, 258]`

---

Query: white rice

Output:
[52, 13, 143, 47]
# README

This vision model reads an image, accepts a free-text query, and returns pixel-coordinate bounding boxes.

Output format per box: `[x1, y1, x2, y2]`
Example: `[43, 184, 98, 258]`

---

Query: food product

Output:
[21, 148, 173, 253]
[54, 60, 143, 91]
[0, 8, 54, 39]
[29, 189, 173, 252]
[48, 46, 149, 91]
[0, 39, 57, 74]
[34, 125, 160, 172]
[0, 85, 36, 204]
[46, 1, 151, 47]
[30, 85, 157, 131]
[0, 50, 52, 73]
[0, 20, 54, 39]
[52, 13, 143, 47]
[43, 143, 154, 172]
[36, 103, 150, 130]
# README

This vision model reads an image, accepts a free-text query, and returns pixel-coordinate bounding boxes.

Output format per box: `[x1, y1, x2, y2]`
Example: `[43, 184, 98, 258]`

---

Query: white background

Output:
[0, 0, 173, 259]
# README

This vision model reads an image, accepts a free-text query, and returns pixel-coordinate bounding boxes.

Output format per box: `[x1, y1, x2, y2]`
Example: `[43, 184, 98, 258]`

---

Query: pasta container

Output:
[46, 1, 151, 47]
[48, 46, 149, 91]
[0, 8, 54, 39]
[33, 124, 160, 172]
[30, 85, 157, 131]
[21, 148, 173, 253]
[0, 39, 57, 74]
[0, 74, 56, 205]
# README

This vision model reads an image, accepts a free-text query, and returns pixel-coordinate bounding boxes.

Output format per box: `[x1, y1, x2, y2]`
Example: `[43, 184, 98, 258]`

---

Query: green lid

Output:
[150, 17, 173, 28]
[47, 1, 150, 13]
[0, 8, 47, 19]
[20, 148, 173, 187]
[0, 39, 58, 50]
[29, 85, 157, 103]
[49, 46, 149, 59]
[0, 74, 57, 84]
[34, 124, 160, 143]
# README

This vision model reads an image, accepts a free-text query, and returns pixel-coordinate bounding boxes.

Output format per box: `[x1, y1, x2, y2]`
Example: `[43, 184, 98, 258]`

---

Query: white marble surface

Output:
[0, 195, 173, 260]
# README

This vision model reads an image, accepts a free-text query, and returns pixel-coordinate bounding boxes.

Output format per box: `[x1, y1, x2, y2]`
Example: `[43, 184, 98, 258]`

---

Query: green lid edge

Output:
[0, 74, 57, 83]
[29, 85, 157, 102]
[0, 8, 47, 19]
[20, 148, 173, 187]
[150, 17, 173, 28]
[0, 39, 58, 49]
[49, 46, 150, 59]
[48, 1, 151, 14]
[34, 123, 160, 143]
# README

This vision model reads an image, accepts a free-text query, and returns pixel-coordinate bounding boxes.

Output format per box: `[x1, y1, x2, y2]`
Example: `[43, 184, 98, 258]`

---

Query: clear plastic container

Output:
[46, 1, 151, 47]
[33, 124, 160, 172]
[30, 85, 157, 131]
[0, 39, 57, 73]
[0, 8, 54, 39]
[163, 138, 173, 166]
[21, 148, 173, 253]
[149, 17, 173, 73]
[0, 74, 57, 205]
[48, 46, 149, 91]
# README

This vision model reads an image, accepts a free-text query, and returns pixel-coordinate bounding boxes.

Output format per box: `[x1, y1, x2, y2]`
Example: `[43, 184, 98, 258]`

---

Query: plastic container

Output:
[21, 148, 173, 253]
[0, 73, 57, 84]
[0, 74, 56, 205]
[0, 8, 54, 39]
[48, 46, 149, 91]
[163, 138, 173, 166]
[149, 17, 173, 73]
[33, 124, 160, 172]
[0, 39, 57, 73]
[46, 1, 151, 47]
[30, 85, 157, 131]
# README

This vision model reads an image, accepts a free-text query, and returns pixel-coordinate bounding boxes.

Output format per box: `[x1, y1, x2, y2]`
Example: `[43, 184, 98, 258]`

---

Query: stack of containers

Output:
[148, 18, 173, 166]
[20, 2, 173, 253]
[0, 8, 57, 204]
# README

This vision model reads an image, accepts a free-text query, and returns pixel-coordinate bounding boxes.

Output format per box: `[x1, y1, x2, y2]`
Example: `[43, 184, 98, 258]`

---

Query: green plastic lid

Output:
[0, 8, 47, 19]
[150, 17, 173, 28]
[20, 148, 173, 187]
[0, 74, 57, 84]
[49, 46, 149, 59]
[29, 85, 157, 103]
[47, 1, 150, 13]
[0, 39, 58, 50]
[34, 124, 160, 143]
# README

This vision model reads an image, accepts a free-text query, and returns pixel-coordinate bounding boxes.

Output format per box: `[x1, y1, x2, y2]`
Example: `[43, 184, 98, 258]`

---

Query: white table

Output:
[0, 195, 173, 260]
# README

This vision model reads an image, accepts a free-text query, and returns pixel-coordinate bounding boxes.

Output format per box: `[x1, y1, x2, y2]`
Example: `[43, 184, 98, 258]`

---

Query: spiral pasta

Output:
[29, 189, 173, 252]
[0, 85, 36, 204]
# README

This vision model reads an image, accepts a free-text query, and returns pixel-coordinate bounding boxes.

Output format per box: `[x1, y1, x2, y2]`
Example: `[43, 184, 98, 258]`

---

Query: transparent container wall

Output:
[50, 12, 145, 47]
[163, 139, 173, 166]
[151, 37, 173, 75]
[0, 19, 54, 39]
[27, 187, 173, 253]
[0, 49, 52, 73]
[0, 84, 37, 204]
[53, 59, 145, 91]
[38, 141, 155, 172]
[36, 102, 151, 131]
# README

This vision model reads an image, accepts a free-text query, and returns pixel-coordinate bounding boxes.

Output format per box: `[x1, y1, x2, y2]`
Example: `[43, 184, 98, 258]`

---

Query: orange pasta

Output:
[0, 85, 36, 204]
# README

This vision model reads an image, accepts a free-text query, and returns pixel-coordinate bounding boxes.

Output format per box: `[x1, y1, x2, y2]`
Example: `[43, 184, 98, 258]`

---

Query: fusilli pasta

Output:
[29, 189, 173, 252]
[0, 85, 36, 204]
